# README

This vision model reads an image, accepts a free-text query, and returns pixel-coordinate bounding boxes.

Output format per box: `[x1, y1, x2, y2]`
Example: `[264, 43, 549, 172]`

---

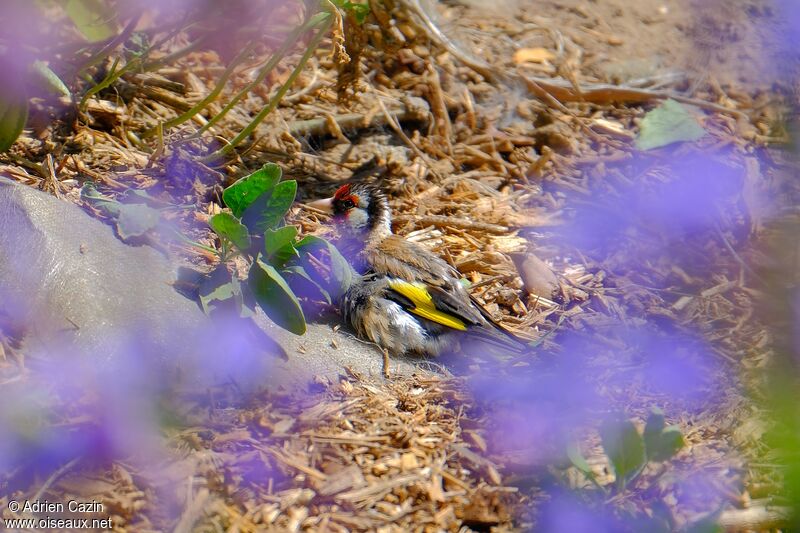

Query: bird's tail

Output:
[467, 295, 532, 354]
[462, 323, 531, 359]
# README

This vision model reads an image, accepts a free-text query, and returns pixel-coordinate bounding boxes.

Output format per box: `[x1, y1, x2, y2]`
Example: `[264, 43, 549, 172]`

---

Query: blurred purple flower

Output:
[537, 491, 625, 533]
[559, 151, 742, 258]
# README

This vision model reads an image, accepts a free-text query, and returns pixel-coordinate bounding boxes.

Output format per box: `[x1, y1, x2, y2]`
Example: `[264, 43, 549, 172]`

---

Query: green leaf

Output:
[295, 235, 354, 299]
[249, 256, 306, 335]
[331, 0, 370, 23]
[29, 61, 71, 98]
[209, 212, 251, 252]
[644, 408, 685, 462]
[65, 0, 117, 42]
[264, 226, 299, 265]
[600, 417, 646, 491]
[652, 427, 685, 461]
[81, 183, 160, 238]
[635, 99, 706, 151]
[566, 440, 607, 491]
[80, 182, 121, 216]
[241, 179, 297, 233]
[283, 265, 332, 304]
[116, 203, 160, 239]
[222, 163, 281, 217]
[199, 265, 245, 316]
[0, 85, 28, 152]
[567, 441, 594, 477]
[345, 2, 370, 23]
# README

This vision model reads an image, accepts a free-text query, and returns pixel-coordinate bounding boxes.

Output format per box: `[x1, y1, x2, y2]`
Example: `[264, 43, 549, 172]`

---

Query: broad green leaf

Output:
[116, 203, 160, 239]
[295, 235, 354, 299]
[566, 441, 594, 477]
[241, 179, 297, 233]
[249, 256, 306, 334]
[80, 182, 120, 214]
[81, 183, 160, 238]
[283, 264, 332, 305]
[650, 426, 685, 462]
[566, 440, 607, 491]
[263, 180, 297, 229]
[222, 163, 281, 217]
[0, 86, 28, 152]
[600, 417, 646, 490]
[29, 61, 71, 98]
[65, 0, 117, 42]
[644, 408, 685, 462]
[198, 265, 247, 316]
[647, 427, 685, 462]
[635, 99, 706, 151]
[264, 226, 299, 265]
[209, 212, 251, 252]
[643, 407, 666, 455]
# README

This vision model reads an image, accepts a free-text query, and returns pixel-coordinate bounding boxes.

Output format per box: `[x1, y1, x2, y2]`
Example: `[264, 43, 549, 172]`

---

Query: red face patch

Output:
[331, 184, 360, 215]
[333, 184, 352, 200]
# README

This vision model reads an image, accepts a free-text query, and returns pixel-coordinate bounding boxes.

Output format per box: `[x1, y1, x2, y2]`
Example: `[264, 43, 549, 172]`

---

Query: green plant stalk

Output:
[171, 230, 220, 256]
[80, 56, 141, 110]
[141, 35, 208, 72]
[142, 42, 257, 138]
[200, 15, 332, 163]
[75, 13, 143, 75]
[197, 11, 330, 136]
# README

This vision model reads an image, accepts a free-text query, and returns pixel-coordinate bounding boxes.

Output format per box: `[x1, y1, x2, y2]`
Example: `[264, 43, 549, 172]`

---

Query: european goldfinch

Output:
[308, 183, 526, 357]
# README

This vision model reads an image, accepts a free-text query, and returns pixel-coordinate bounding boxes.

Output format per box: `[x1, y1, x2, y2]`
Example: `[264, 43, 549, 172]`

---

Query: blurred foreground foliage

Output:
[0, 0, 368, 155]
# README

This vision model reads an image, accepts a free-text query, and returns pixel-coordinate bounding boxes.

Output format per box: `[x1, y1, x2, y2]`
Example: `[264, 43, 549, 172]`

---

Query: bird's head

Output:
[307, 183, 391, 239]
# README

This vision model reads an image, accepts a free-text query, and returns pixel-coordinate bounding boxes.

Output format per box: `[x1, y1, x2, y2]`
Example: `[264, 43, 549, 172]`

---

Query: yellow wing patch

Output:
[388, 279, 467, 331]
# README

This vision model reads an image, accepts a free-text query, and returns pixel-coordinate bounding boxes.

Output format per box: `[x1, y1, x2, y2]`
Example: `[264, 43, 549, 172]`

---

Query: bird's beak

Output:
[307, 196, 334, 214]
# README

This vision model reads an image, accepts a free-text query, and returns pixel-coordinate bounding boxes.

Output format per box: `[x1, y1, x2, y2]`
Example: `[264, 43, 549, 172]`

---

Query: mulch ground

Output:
[1, 0, 797, 530]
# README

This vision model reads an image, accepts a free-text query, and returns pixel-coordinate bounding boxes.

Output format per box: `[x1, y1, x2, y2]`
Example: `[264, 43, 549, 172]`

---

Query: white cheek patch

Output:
[346, 208, 369, 231]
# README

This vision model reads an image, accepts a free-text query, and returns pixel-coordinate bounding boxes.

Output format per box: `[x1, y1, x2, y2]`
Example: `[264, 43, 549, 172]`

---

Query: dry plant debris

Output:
[2, 375, 534, 532]
[0, 0, 797, 530]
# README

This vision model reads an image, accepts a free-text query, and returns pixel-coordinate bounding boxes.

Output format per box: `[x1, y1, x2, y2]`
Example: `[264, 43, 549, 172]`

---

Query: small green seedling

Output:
[569, 407, 685, 493]
[203, 163, 352, 335]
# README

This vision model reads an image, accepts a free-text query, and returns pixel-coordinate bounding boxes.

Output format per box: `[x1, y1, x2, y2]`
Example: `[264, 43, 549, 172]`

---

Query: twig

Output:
[400, 0, 746, 118]
[393, 214, 509, 234]
[376, 97, 442, 181]
[286, 96, 430, 138]
[32, 457, 81, 503]
[41, 153, 62, 198]
[173, 487, 211, 533]
[142, 42, 256, 137]
[717, 504, 791, 531]
[201, 15, 333, 163]
[714, 220, 766, 284]
[198, 12, 331, 136]
[74, 14, 143, 74]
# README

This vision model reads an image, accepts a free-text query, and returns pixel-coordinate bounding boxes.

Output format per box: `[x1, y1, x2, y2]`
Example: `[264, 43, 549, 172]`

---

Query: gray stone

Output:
[0, 178, 424, 394]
